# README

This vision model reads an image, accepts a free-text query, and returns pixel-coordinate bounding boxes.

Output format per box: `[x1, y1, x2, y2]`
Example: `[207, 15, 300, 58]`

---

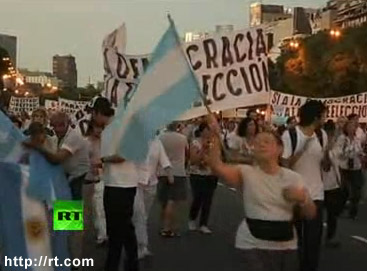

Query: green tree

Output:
[271, 24, 367, 97]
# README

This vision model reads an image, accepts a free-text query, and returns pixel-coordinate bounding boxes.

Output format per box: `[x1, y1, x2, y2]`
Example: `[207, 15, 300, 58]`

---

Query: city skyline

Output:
[0, 0, 325, 86]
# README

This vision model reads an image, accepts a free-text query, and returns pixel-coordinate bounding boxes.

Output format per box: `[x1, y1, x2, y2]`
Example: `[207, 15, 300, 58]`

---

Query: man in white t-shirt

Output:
[158, 122, 189, 237]
[101, 153, 140, 271]
[133, 139, 173, 258]
[282, 100, 327, 271]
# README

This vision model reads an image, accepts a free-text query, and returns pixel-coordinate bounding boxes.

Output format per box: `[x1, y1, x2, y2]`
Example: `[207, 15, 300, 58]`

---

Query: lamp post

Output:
[330, 29, 341, 39]
[289, 40, 300, 51]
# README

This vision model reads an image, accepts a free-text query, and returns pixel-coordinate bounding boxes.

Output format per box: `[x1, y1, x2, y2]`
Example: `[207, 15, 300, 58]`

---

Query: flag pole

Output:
[167, 14, 213, 115]
[167, 14, 228, 161]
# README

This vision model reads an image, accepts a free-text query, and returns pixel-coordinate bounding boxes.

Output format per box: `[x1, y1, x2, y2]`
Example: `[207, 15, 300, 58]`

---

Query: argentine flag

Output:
[102, 17, 201, 162]
[0, 111, 71, 204]
[0, 110, 24, 162]
[0, 163, 70, 271]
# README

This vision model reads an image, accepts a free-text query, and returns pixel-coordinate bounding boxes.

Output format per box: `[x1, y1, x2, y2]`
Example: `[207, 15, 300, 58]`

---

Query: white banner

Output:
[185, 28, 270, 114]
[58, 98, 89, 115]
[271, 91, 367, 122]
[103, 75, 139, 108]
[103, 27, 270, 118]
[9, 97, 40, 114]
[44, 98, 89, 126]
[44, 99, 59, 112]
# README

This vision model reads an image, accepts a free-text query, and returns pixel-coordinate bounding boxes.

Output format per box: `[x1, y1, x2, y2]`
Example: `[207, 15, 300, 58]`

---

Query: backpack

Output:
[288, 127, 324, 155]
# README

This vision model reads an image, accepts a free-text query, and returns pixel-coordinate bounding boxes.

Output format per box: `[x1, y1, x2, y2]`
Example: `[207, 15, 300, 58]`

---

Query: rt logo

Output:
[53, 201, 83, 231]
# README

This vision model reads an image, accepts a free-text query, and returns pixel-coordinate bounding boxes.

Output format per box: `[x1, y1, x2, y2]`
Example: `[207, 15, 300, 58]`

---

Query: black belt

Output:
[246, 218, 294, 242]
[84, 180, 100, 185]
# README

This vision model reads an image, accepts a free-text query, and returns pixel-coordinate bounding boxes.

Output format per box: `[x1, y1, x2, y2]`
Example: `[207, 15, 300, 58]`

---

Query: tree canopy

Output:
[270, 24, 367, 98]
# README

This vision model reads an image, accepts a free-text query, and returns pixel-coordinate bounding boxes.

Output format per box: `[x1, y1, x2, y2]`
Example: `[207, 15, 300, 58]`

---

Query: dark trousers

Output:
[189, 175, 218, 226]
[104, 186, 138, 271]
[296, 200, 323, 271]
[238, 249, 298, 271]
[324, 188, 343, 240]
[69, 174, 86, 200]
[340, 169, 364, 218]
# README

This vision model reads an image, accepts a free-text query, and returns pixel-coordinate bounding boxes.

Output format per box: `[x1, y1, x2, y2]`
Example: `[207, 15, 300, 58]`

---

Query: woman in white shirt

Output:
[335, 120, 365, 220]
[205, 125, 316, 271]
[188, 122, 218, 234]
[226, 117, 258, 164]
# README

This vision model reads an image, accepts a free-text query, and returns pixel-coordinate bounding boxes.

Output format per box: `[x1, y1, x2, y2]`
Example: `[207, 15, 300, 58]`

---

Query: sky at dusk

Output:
[0, 0, 326, 86]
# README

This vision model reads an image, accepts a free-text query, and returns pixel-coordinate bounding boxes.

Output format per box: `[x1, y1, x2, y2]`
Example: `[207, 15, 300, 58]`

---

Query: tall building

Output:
[327, 0, 353, 9]
[52, 55, 77, 89]
[334, 0, 367, 29]
[0, 34, 17, 68]
[250, 3, 291, 27]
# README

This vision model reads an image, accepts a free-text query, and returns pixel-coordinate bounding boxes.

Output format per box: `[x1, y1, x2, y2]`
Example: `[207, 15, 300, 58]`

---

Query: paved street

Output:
[83, 184, 367, 271]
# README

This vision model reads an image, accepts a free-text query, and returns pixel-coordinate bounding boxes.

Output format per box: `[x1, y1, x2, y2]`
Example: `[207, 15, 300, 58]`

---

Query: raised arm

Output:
[23, 140, 71, 164]
[204, 131, 243, 188]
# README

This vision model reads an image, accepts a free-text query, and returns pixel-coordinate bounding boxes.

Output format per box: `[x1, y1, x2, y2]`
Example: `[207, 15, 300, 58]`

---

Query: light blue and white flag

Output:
[0, 163, 70, 271]
[102, 17, 201, 162]
[0, 111, 71, 204]
[0, 110, 24, 162]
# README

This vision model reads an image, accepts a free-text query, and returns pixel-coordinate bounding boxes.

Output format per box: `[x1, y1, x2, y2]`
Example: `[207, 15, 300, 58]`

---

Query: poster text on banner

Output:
[9, 97, 40, 114]
[103, 27, 271, 116]
[271, 91, 367, 122]
[185, 28, 270, 110]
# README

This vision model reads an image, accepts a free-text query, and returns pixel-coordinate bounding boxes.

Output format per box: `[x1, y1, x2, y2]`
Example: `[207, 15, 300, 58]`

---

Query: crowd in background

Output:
[1, 99, 367, 271]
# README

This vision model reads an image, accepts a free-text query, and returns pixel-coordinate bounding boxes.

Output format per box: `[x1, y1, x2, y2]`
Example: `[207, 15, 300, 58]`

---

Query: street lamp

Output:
[289, 40, 300, 50]
[25, 91, 29, 96]
[330, 29, 341, 38]
[16, 77, 24, 86]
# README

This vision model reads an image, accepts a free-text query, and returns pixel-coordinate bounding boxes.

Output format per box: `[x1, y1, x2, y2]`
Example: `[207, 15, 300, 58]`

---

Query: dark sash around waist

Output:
[246, 218, 294, 242]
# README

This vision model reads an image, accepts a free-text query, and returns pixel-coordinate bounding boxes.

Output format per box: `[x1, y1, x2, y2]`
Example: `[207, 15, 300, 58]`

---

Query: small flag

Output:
[102, 17, 201, 162]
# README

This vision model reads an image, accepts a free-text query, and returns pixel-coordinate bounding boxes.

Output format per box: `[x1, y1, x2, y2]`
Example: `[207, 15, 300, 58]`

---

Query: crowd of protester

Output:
[1, 98, 367, 271]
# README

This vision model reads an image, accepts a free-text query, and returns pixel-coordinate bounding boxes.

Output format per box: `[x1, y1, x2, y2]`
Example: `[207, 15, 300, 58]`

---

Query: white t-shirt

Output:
[322, 146, 341, 191]
[335, 134, 364, 170]
[356, 126, 366, 144]
[59, 127, 90, 180]
[226, 131, 242, 151]
[236, 165, 305, 250]
[189, 139, 211, 176]
[282, 127, 327, 201]
[102, 161, 140, 188]
[137, 139, 171, 186]
[159, 131, 188, 177]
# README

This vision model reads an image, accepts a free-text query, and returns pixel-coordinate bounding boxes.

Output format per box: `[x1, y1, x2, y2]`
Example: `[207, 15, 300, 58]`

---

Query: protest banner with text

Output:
[271, 91, 367, 122]
[103, 27, 270, 119]
[9, 97, 40, 114]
